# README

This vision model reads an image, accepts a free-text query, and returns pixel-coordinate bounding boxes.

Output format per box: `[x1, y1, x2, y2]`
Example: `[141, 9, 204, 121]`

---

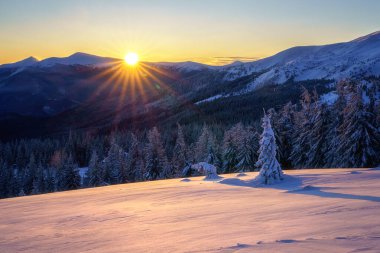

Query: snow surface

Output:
[195, 94, 224, 105]
[0, 168, 379, 252]
[320, 91, 339, 105]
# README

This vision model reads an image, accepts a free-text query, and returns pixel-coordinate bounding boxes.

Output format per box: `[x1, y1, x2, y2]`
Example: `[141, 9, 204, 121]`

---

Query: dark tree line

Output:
[1, 79, 380, 199]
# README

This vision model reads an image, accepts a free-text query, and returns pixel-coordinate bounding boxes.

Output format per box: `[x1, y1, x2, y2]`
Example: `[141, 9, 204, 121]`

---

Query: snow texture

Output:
[0, 168, 379, 252]
[320, 91, 339, 105]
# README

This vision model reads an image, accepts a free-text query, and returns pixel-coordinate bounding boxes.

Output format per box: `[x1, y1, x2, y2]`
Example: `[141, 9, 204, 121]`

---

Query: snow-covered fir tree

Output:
[255, 112, 284, 184]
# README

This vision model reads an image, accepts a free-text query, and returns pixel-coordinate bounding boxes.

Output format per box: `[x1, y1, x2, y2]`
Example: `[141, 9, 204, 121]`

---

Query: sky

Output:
[0, 0, 379, 65]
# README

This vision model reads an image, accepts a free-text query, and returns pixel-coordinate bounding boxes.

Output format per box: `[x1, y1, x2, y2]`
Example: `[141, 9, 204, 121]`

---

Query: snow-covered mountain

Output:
[2, 31, 379, 85]
[149, 61, 213, 72]
[0, 56, 39, 68]
[0, 31, 380, 138]
[0, 52, 121, 69]
[222, 31, 380, 90]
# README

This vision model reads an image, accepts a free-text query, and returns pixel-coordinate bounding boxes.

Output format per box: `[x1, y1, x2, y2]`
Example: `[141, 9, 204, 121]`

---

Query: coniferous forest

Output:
[0, 79, 380, 198]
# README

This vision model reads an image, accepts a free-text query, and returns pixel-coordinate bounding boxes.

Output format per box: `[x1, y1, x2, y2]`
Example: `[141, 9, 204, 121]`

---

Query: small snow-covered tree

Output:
[255, 112, 284, 184]
[191, 162, 219, 180]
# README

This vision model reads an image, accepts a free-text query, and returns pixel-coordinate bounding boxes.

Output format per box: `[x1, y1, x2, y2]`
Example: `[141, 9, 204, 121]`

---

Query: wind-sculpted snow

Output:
[0, 168, 379, 252]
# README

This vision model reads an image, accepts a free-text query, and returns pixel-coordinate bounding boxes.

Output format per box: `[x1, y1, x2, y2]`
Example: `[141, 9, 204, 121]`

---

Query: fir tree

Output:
[255, 112, 284, 184]
[335, 86, 380, 167]
[172, 123, 188, 176]
[290, 88, 313, 168]
[127, 133, 144, 181]
[144, 127, 168, 180]
[305, 102, 330, 167]
[87, 151, 104, 186]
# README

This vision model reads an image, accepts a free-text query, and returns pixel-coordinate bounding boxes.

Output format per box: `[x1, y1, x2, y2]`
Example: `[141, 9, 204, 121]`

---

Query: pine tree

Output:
[222, 123, 246, 173]
[222, 137, 239, 173]
[194, 125, 216, 163]
[325, 81, 347, 167]
[87, 151, 104, 186]
[290, 88, 313, 168]
[127, 133, 144, 181]
[66, 155, 81, 190]
[144, 127, 168, 180]
[269, 103, 294, 168]
[23, 154, 37, 194]
[103, 142, 125, 184]
[335, 86, 380, 167]
[236, 136, 256, 172]
[172, 123, 188, 176]
[255, 112, 284, 184]
[305, 102, 330, 167]
[32, 163, 45, 194]
[59, 155, 81, 190]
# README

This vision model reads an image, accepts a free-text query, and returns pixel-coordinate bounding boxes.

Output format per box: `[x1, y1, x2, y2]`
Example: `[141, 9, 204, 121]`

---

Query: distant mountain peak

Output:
[0, 56, 39, 68]
[351, 30, 380, 42]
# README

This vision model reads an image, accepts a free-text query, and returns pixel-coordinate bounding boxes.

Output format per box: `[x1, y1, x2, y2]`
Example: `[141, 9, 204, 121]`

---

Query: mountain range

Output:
[0, 31, 379, 139]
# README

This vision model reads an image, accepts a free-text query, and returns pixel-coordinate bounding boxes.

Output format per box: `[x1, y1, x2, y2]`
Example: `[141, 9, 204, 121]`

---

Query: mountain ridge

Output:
[0, 31, 379, 139]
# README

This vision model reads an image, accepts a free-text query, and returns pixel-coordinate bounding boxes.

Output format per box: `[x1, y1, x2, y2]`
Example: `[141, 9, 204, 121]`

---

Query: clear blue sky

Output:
[1, 0, 379, 64]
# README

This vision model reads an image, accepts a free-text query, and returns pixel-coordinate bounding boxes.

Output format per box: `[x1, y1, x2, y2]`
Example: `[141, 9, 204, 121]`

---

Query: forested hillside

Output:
[1, 79, 380, 198]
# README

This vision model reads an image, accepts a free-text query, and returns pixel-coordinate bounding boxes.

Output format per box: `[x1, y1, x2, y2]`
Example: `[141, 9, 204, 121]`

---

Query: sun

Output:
[124, 52, 139, 66]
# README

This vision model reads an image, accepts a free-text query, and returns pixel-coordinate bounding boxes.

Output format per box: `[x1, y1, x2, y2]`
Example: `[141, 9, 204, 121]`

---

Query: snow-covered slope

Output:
[0, 168, 379, 252]
[223, 31, 380, 90]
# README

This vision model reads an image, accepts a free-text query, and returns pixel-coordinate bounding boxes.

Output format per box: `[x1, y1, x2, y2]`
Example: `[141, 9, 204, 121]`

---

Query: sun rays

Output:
[84, 58, 185, 126]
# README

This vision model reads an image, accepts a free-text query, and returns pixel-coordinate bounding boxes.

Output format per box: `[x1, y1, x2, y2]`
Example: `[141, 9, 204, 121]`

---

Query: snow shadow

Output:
[219, 175, 380, 203]
[287, 186, 380, 203]
[219, 175, 305, 190]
